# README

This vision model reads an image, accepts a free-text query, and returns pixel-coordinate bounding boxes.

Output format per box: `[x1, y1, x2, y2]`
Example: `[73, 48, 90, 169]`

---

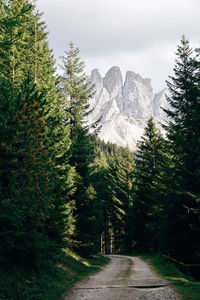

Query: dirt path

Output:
[63, 255, 180, 300]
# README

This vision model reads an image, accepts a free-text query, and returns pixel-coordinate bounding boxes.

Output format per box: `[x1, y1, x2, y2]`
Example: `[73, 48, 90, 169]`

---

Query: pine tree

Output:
[0, 0, 58, 144]
[120, 147, 135, 253]
[0, 0, 76, 263]
[0, 74, 75, 263]
[101, 148, 134, 253]
[59, 42, 100, 255]
[91, 151, 108, 253]
[0, 0, 56, 95]
[0, 0, 60, 160]
[104, 155, 125, 253]
[163, 37, 200, 262]
[132, 117, 166, 252]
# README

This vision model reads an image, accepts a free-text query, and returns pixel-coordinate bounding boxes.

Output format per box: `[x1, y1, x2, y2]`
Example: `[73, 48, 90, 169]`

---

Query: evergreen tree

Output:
[120, 147, 135, 253]
[163, 37, 200, 262]
[0, 0, 56, 96]
[101, 148, 134, 253]
[59, 42, 100, 255]
[104, 155, 125, 253]
[0, 0, 60, 165]
[133, 117, 166, 252]
[0, 76, 74, 263]
[0, 0, 58, 144]
[0, 0, 75, 263]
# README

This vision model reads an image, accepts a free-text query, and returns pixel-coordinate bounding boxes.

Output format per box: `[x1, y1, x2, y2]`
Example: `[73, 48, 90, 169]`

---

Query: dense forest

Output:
[0, 0, 200, 295]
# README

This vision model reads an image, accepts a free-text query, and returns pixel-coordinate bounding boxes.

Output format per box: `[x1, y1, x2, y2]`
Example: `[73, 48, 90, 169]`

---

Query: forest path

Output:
[63, 254, 180, 300]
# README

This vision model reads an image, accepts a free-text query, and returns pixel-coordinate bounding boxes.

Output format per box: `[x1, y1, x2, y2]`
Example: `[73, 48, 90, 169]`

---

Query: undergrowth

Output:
[141, 253, 200, 300]
[0, 250, 109, 300]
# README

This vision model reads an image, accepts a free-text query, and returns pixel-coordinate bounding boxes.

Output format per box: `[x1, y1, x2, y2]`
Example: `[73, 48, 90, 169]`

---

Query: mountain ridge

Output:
[85, 66, 169, 150]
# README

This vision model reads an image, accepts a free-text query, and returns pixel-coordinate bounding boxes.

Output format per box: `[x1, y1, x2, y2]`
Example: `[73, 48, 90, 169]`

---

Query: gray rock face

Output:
[122, 71, 154, 118]
[85, 66, 169, 150]
[90, 69, 103, 92]
[103, 66, 123, 98]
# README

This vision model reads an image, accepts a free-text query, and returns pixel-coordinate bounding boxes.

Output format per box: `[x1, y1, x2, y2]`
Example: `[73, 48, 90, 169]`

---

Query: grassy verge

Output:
[0, 250, 110, 300]
[141, 253, 200, 300]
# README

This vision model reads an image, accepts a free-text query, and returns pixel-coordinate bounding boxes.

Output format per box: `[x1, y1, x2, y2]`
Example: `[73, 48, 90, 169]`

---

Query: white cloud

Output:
[83, 41, 177, 91]
[38, 0, 200, 90]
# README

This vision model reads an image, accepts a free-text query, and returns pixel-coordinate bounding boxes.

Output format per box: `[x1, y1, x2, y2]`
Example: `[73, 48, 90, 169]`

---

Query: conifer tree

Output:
[0, 76, 72, 262]
[104, 155, 125, 253]
[0, 0, 60, 157]
[101, 148, 134, 253]
[120, 147, 135, 252]
[91, 151, 108, 253]
[59, 42, 100, 255]
[0, 0, 75, 263]
[163, 37, 200, 262]
[133, 117, 166, 252]
[0, 0, 56, 95]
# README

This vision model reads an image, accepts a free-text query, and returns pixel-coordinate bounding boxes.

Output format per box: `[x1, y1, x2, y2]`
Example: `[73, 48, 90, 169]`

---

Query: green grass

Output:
[141, 253, 200, 300]
[0, 250, 110, 300]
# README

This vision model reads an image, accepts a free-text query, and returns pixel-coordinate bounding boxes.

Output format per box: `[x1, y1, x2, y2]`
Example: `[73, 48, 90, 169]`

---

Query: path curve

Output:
[63, 255, 180, 300]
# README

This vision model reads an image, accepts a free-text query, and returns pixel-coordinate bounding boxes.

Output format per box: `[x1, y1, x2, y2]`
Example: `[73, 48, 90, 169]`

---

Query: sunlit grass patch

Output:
[141, 253, 200, 300]
[168, 277, 189, 282]
[62, 248, 91, 267]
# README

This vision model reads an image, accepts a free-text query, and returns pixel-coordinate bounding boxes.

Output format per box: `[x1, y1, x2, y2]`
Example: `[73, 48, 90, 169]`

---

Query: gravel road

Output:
[63, 255, 180, 300]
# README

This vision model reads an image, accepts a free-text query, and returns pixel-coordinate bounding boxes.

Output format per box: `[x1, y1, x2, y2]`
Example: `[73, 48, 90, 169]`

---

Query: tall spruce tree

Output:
[0, 76, 74, 262]
[59, 42, 100, 255]
[90, 151, 108, 253]
[0, 0, 60, 149]
[104, 155, 125, 253]
[120, 147, 135, 253]
[101, 148, 134, 253]
[133, 117, 166, 252]
[0, 0, 75, 263]
[0, 0, 56, 95]
[163, 37, 200, 262]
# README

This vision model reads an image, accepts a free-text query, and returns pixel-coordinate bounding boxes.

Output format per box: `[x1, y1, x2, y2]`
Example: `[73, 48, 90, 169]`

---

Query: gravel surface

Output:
[63, 255, 180, 300]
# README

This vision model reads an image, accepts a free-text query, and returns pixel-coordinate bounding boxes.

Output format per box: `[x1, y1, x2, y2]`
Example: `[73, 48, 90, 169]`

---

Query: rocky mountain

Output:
[85, 66, 169, 150]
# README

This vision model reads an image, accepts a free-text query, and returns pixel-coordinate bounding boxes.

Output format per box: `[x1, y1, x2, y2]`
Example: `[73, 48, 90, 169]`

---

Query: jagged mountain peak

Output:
[125, 71, 152, 89]
[89, 68, 103, 91]
[104, 66, 122, 78]
[90, 68, 101, 77]
[103, 66, 123, 98]
[85, 66, 168, 150]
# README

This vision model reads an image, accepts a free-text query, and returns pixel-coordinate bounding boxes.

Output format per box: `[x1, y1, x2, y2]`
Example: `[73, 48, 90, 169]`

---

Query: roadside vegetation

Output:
[0, 250, 109, 300]
[142, 253, 200, 300]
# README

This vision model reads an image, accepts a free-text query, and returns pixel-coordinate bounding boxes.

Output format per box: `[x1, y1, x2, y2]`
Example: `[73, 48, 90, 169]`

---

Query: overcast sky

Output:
[37, 0, 199, 92]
